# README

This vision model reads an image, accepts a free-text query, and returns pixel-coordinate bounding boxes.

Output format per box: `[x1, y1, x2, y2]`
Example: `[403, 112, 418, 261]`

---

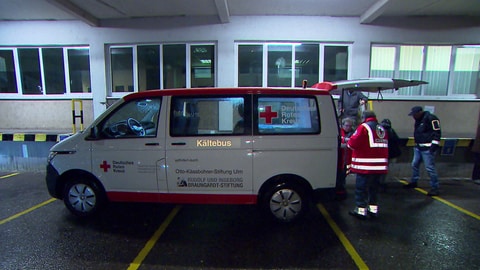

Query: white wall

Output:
[0, 16, 479, 134]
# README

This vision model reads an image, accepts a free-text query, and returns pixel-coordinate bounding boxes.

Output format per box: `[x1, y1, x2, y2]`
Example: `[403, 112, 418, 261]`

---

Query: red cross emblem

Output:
[100, 160, 111, 172]
[259, 106, 278, 124]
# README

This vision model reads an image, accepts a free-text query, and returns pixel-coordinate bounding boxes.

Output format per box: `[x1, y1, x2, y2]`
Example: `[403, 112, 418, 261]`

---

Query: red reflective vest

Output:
[347, 118, 389, 174]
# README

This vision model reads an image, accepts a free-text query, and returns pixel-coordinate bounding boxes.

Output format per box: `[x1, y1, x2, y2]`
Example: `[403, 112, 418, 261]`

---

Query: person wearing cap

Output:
[404, 106, 442, 196]
[347, 110, 388, 219]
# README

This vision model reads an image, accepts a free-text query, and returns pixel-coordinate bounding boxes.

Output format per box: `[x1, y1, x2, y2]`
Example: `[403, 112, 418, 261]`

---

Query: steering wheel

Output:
[127, 118, 145, 136]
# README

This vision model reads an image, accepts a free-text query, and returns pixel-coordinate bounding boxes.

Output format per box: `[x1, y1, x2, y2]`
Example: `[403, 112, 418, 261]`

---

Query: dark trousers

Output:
[473, 152, 480, 180]
[355, 173, 382, 208]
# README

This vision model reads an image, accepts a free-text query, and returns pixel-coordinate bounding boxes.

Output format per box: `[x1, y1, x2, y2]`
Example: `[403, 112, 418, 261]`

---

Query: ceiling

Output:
[0, 0, 479, 27]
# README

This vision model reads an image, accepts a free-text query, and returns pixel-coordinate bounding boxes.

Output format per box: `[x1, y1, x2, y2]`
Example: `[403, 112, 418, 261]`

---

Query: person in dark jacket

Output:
[338, 89, 368, 126]
[378, 119, 401, 191]
[347, 110, 388, 219]
[403, 106, 442, 196]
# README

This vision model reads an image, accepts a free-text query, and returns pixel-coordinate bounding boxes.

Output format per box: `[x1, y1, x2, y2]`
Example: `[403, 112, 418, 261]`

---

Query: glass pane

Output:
[398, 46, 424, 95]
[423, 46, 451, 96]
[43, 48, 66, 94]
[100, 98, 161, 138]
[111, 47, 133, 93]
[452, 47, 480, 95]
[137, 45, 160, 91]
[324, 46, 348, 82]
[170, 97, 245, 136]
[18, 48, 42, 95]
[191, 45, 215, 87]
[268, 45, 292, 87]
[295, 44, 319, 87]
[163, 44, 186, 89]
[257, 96, 319, 134]
[68, 48, 91, 93]
[0, 50, 17, 93]
[238, 45, 263, 87]
[370, 46, 395, 78]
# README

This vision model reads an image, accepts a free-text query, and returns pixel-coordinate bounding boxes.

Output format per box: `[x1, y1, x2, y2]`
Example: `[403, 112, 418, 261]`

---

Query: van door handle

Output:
[145, 142, 159, 146]
[171, 142, 186, 145]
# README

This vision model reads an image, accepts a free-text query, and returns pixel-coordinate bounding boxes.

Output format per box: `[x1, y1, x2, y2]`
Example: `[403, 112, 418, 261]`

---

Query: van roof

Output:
[123, 87, 331, 101]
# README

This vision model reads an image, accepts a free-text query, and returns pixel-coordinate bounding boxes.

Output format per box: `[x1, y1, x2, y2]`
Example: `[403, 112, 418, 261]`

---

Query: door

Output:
[91, 97, 167, 194]
[165, 95, 254, 199]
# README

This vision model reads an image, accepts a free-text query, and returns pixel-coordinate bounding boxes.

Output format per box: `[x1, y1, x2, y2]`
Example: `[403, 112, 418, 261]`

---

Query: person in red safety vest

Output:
[335, 117, 354, 200]
[347, 110, 389, 219]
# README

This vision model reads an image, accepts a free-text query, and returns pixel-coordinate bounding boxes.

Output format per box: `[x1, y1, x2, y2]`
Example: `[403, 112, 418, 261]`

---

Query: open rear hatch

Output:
[311, 78, 428, 95]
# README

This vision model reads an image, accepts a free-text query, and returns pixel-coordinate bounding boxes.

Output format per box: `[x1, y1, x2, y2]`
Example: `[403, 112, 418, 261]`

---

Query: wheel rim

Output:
[68, 183, 97, 213]
[269, 188, 302, 221]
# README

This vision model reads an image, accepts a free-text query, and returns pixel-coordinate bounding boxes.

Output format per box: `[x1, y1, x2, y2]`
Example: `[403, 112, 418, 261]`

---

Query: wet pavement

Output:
[1, 172, 480, 270]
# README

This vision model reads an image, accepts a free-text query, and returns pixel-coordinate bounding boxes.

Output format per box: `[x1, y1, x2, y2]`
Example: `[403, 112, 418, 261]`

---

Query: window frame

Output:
[234, 42, 352, 87]
[370, 43, 480, 100]
[108, 42, 217, 99]
[0, 46, 92, 100]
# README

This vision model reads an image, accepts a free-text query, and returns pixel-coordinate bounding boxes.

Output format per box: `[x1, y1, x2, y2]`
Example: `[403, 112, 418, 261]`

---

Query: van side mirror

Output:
[85, 127, 99, 140]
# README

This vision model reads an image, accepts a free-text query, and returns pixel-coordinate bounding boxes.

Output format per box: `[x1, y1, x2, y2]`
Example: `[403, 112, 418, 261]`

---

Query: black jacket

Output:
[414, 111, 441, 147]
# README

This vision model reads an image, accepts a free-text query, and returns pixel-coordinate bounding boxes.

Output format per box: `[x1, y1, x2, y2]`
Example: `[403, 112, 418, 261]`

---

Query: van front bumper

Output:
[46, 164, 61, 199]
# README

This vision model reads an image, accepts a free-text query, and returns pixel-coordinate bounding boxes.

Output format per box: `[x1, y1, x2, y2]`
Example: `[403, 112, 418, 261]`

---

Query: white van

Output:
[46, 79, 425, 222]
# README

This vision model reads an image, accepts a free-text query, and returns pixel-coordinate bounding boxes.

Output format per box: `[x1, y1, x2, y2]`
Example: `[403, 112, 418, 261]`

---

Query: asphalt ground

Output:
[1, 172, 480, 270]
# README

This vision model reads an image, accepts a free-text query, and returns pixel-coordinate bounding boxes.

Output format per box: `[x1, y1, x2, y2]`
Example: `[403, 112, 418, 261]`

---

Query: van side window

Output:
[170, 96, 249, 136]
[99, 98, 161, 138]
[256, 96, 320, 134]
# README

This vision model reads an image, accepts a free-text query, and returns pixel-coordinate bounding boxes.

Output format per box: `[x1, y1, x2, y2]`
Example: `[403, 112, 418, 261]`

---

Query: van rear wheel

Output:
[63, 177, 105, 218]
[263, 183, 308, 223]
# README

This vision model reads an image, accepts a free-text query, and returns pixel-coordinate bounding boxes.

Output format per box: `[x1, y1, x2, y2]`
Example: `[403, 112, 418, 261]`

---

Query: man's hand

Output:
[359, 99, 366, 105]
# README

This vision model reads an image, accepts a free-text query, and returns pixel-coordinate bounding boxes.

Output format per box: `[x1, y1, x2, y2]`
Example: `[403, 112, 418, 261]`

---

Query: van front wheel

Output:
[63, 177, 105, 218]
[263, 183, 308, 223]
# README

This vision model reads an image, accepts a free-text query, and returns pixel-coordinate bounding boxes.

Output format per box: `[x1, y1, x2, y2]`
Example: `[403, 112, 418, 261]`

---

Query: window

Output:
[268, 44, 292, 87]
[170, 96, 247, 136]
[18, 48, 42, 95]
[99, 98, 161, 138]
[67, 48, 91, 93]
[370, 44, 480, 98]
[163, 44, 186, 89]
[236, 42, 350, 87]
[138, 45, 160, 91]
[0, 50, 17, 93]
[108, 43, 215, 94]
[43, 48, 66, 94]
[191, 45, 215, 88]
[111, 47, 134, 93]
[324, 46, 348, 82]
[0, 46, 91, 97]
[256, 96, 320, 134]
[238, 45, 263, 87]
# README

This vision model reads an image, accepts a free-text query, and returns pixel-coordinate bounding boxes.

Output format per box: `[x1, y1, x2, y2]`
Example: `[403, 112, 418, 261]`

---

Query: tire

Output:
[263, 182, 309, 223]
[63, 176, 106, 218]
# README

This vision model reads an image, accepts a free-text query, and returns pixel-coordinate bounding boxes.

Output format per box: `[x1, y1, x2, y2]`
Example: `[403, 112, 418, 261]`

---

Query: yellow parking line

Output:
[0, 198, 56, 225]
[398, 179, 480, 221]
[127, 205, 182, 270]
[0, 172, 20, 179]
[317, 203, 369, 270]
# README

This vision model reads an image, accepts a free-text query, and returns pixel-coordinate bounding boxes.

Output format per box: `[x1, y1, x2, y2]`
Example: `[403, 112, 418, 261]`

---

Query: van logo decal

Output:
[259, 105, 278, 124]
[100, 160, 111, 172]
[197, 139, 232, 147]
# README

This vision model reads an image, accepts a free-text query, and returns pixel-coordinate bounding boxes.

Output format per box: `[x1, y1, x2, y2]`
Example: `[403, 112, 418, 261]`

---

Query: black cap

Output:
[408, 106, 423, 116]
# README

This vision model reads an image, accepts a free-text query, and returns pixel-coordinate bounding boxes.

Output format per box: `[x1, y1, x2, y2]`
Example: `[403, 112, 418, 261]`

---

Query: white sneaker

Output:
[368, 205, 378, 217]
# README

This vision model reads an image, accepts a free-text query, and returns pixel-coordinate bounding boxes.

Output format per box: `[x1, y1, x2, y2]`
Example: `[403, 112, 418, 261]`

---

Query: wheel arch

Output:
[257, 173, 313, 204]
[56, 169, 106, 200]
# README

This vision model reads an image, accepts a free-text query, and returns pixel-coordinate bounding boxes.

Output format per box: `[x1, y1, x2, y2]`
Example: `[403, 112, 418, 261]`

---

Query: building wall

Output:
[0, 16, 479, 136]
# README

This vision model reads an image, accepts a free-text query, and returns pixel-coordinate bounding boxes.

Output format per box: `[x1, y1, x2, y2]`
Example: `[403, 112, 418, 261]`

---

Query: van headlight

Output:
[47, 152, 58, 163]
[47, 151, 75, 163]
